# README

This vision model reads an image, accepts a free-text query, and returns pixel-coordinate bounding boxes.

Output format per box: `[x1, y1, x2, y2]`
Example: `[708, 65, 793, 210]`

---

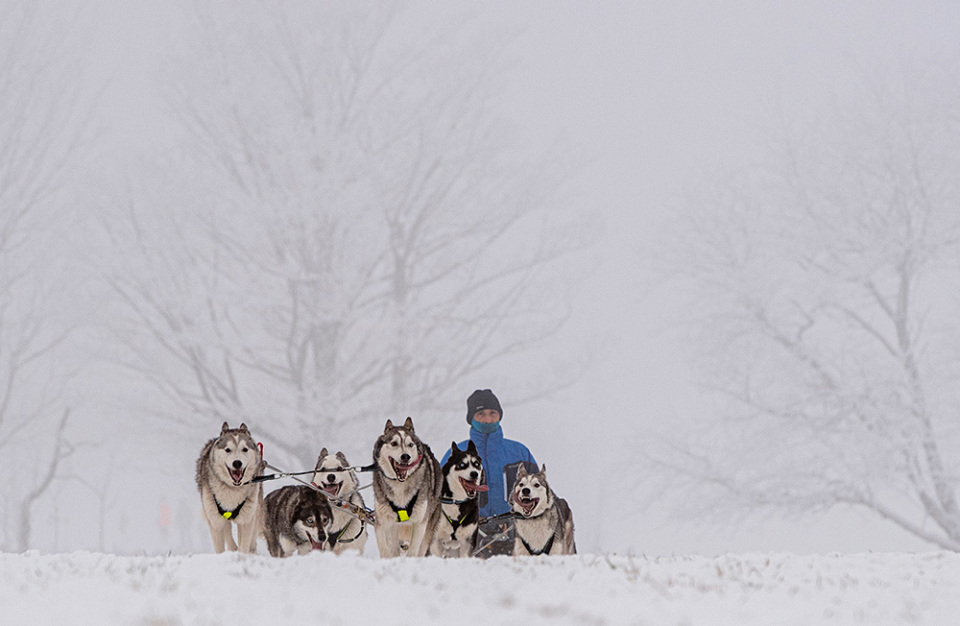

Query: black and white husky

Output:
[195, 422, 265, 553]
[372, 417, 442, 557]
[429, 440, 488, 557]
[509, 464, 577, 556]
[312, 448, 369, 554]
[261, 485, 332, 557]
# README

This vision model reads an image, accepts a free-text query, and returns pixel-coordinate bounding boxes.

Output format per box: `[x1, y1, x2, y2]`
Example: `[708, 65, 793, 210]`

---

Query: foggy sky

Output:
[18, 0, 960, 555]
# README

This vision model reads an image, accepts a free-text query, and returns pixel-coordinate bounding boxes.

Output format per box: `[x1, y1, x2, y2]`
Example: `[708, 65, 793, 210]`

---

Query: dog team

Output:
[195, 390, 576, 558]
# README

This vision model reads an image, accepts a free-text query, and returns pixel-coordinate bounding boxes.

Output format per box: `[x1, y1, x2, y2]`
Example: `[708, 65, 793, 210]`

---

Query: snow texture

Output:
[4, 550, 959, 625]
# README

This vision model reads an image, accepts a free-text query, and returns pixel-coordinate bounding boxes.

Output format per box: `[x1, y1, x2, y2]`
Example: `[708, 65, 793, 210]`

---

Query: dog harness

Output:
[519, 533, 556, 556]
[440, 495, 476, 505]
[214, 496, 245, 520]
[389, 491, 418, 522]
[442, 510, 471, 541]
[327, 519, 366, 546]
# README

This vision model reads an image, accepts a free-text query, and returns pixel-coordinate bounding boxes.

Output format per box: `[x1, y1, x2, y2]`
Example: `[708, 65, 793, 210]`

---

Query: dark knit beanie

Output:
[466, 389, 503, 424]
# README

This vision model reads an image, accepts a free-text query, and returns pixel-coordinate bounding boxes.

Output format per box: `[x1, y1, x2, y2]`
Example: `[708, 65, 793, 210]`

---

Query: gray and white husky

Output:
[509, 464, 577, 556]
[372, 417, 441, 557]
[429, 440, 488, 558]
[195, 422, 265, 553]
[261, 485, 332, 557]
[311, 448, 369, 554]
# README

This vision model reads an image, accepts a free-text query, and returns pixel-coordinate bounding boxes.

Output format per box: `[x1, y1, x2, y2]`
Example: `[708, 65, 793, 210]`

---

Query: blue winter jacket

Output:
[442, 426, 537, 518]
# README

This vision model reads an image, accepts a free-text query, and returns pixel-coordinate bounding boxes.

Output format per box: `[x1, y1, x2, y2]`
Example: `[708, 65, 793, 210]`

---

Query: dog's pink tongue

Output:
[461, 478, 489, 494]
[311, 541, 325, 551]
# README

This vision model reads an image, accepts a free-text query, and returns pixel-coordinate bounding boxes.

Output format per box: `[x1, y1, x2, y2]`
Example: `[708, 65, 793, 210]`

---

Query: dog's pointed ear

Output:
[451, 441, 460, 454]
[404, 416, 414, 431]
[319, 447, 328, 459]
[238, 423, 249, 433]
[220, 421, 230, 434]
[516, 464, 528, 480]
[384, 419, 394, 433]
[540, 464, 546, 478]
[466, 440, 479, 456]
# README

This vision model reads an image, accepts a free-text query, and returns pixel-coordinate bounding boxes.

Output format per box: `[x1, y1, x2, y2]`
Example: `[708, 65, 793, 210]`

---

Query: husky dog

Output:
[429, 440, 488, 558]
[195, 422, 265, 553]
[372, 417, 442, 557]
[261, 485, 332, 557]
[311, 448, 369, 554]
[509, 464, 576, 556]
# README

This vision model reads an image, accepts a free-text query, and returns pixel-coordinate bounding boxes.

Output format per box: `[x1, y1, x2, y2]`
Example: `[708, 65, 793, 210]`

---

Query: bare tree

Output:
[63, 445, 121, 552]
[652, 63, 960, 549]
[0, 3, 92, 551]
[105, 4, 591, 465]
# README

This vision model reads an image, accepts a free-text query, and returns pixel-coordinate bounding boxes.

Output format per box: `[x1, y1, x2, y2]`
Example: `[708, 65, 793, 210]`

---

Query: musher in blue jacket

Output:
[442, 389, 537, 518]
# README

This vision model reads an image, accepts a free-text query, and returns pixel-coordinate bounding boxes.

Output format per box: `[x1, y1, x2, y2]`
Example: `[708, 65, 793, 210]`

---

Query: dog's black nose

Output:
[470, 471, 479, 480]
[327, 474, 337, 483]
[232, 460, 243, 469]
[400, 453, 410, 463]
[521, 487, 530, 496]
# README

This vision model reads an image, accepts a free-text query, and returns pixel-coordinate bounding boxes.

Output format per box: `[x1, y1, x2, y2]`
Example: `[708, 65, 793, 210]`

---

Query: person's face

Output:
[473, 409, 500, 424]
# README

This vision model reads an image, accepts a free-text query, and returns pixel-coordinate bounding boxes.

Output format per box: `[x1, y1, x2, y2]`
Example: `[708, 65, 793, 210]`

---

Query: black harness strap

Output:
[389, 491, 419, 522]
[520, 533, 556, 556]
[214, 496, 244, 520]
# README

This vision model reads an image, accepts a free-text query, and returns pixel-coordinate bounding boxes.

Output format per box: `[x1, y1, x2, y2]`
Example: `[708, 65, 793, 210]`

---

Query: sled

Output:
[473, 513, 516, 557]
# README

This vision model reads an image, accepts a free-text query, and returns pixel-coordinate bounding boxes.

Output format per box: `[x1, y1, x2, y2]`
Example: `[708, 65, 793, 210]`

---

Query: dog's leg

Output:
[264, 531, 281, 557]
[408, 521, 431, 557]
[459, 533, 474, 558]
[375, 522, 399, 558]
[223, 526, 239, 552]
[203, 508, 237, 554]
[237, 518, 257, 554]
[397, 522, 414, 553]
[427, 531, 440, 558]
[204, 514, 225, 553]
[206, 513, 236, 553]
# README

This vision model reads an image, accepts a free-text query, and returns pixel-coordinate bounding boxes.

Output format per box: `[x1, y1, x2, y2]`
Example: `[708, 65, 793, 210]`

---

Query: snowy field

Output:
[4, 550, 960, 625]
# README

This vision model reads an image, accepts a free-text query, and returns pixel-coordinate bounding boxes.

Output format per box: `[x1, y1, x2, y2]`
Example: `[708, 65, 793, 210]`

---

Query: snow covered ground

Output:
[4, 550, 959, 625]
